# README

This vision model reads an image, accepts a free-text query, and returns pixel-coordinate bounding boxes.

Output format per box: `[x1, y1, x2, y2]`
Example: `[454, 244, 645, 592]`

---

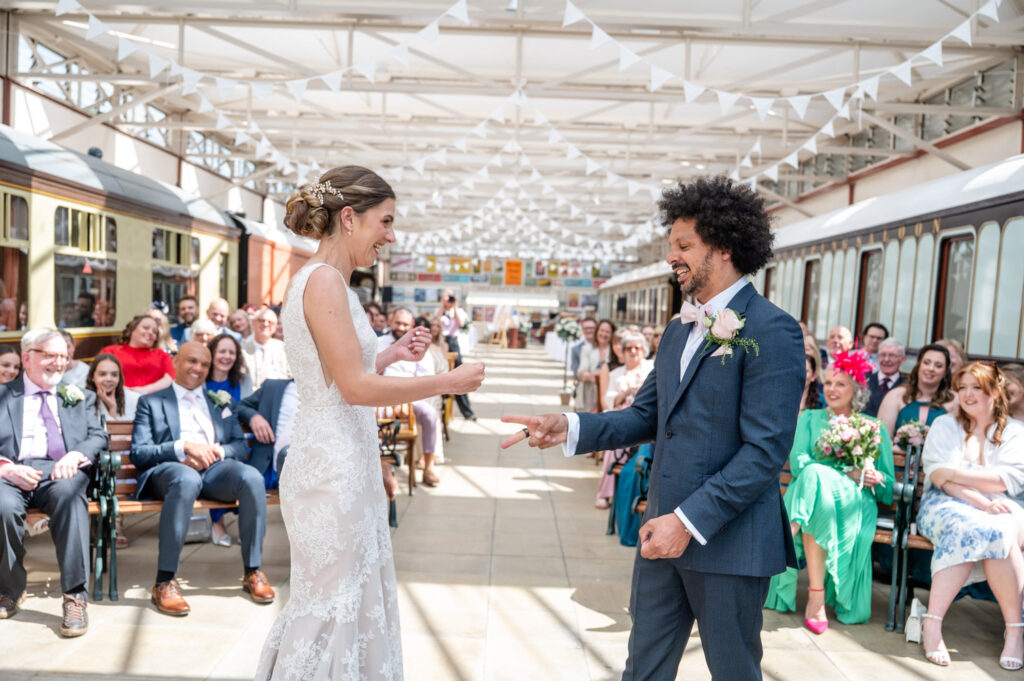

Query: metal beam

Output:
[757, 185, 815, 217]
[860, 110, 972, 171]
[49, 83, 181, 141]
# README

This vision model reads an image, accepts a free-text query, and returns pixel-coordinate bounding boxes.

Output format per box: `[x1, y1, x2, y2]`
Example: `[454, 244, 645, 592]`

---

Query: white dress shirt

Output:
[18, 376, 65, 461]
[562, 276, 749, 545]
[274, 382, 300, 460]
[171, 383, 223, 461]
[377, 333, 434, 378]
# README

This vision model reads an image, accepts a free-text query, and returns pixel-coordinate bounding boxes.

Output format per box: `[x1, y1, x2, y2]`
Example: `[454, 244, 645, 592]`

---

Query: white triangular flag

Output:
[802, 136, 817, 155]
[534, 110, 548, 126]
[285, 78, 308, 101]
[398, 205, 409, 218]
[86, 14, 111, 41]
[861, 75, 881, 100]
[570, 205, 581, 218]
[618, 45, 641, 71]
[838, 101, 851, 120]
[949, 19, 972, 46]
[320, 70, 344, 92]
[626, 180, 641, 197]
[529, 168, 542, 183]
[821, 119, 835, 138]
[418, 20, 440, 44]
[215, 113, 231, 130]
[476, 166, 489, 180]
[604, 172, 621, 187]
[214, 76, 237, 100]
[255, 136, 272, 158]
[391, 166, 405, 182]
[683, 80, 705, 103]
[462, 176, 474, 189]
[740, 154, 752, 168]
[234, 130, 252, 146]
[585, 158, 601, 175]
[765, 164, 779, 182]
[453, 137, 468, 152]
[180, 68, 203, 96]
[445, 0, 469, 24]
[390, 42, 409, 66]
[782, 151, 800, 168]
[650, 65, 673, 92]
[548, 129, 563, 144]
[472, 122, 488, 138]
[353, 59, 376, 83]
[197, 94, 214, 114]
[415, 202, 427, 215]
[542, 183, 554, 195]
[489, 107, 505, 124]
[921, 40, 943, 67]
[434, 148, 447, 165]
[823, 88, 845, 112]
[751, 136, 762, 155]
[117, 37, 139, 61]
[890, 61, 913, 86]
[978, 0, 1000, 22]
[490, 153, 503, 167]
[648, 186, 660, 201]
[750, 97, 774, 120]
[412, 159, 426, 176]
[566, 145, 582, 160]
[788, 95, 811, 119]
[56, 0, 82, 16]
[590, 25, 612, 50]
[728, 169, 740, 181]
[563, 0, 586, 27]
[716, 90, 740, 115]
[250, 80, 272, 102]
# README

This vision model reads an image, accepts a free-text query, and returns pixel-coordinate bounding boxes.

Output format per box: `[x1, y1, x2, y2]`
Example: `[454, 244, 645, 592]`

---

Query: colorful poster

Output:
[470, 274, 490, 283]
[390, 254, 415, 272]
[417, 273, 442, 282]
[505, 260, 523, 286]
[449, 258, 472, 274]
[442, 274, 470, 283]
[390, 271, 417, 282]
[568, 293, 580, 308]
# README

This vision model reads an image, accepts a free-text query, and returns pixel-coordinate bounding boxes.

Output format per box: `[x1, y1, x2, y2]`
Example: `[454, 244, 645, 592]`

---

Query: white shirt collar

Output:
[172, 382, 206, 401]
[696, 276, 748, 318]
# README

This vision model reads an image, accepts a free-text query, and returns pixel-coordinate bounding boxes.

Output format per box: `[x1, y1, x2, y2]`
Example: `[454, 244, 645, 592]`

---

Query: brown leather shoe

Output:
[151, 579, 190, 616]
[242, 570, 275, 604]
[0, 593, 22, 620]
[422, 469, 439, 487]
[60, 594, 88, 637]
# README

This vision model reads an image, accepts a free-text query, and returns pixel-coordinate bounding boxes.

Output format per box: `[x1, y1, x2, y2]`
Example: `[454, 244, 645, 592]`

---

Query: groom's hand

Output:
[639, 513, 691, 560]
[499, 414, 568, 450]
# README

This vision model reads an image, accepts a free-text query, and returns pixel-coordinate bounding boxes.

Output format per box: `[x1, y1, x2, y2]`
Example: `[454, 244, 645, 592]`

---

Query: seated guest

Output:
[861, 322, 888, 368]
[596, 328, 626, 414]
[58, 330, 89, 389]
[189, 318, 218, 347]
[228, 309, 252, 343]
[577, 319, 614, 414]
[917, 363, 1024, 669]
[205, 298, 241, 341]
[378, 309, 441, 486]
[99, 315, 175, 395]
[801, 351, 823, 411]
[878, 343, 955, 438]
[241, 308, 290, 390]
[170, 295, 198, 345]
[936, 338, 966, 376]
[0, 328, 107, 636]
[764, 349, 894, 630]
[864, 338, 905, 417]
[86, 354, 139, 423]
[648, 325, 663, 359]
[0, 344, 22, 384]
[825, 325, 853, 365]
[570, 317, 597, 387]
[1004, 364, 1024, 422]
[131, 342, 273, 615]
[234, 378, 297, 490]
[146, 308, 178, 356]
[363, 302, 387, 337]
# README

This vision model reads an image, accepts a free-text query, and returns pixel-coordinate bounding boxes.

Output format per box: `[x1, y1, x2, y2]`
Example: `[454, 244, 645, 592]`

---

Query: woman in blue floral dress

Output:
[917, 363, 1024, 670]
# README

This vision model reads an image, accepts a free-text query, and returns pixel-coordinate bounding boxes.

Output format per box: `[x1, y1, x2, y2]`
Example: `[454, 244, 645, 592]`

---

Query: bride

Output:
[254, 166, 485, 681]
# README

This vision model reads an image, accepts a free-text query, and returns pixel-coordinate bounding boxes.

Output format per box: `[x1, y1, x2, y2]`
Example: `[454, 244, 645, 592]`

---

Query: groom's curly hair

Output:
[658, 176, 775, 276]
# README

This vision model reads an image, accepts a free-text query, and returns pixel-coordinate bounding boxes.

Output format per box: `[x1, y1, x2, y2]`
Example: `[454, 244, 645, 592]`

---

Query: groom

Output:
[503, 176, 804, 680]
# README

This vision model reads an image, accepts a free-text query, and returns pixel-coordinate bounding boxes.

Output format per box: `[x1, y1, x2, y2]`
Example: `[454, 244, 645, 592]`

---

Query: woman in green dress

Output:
[765, 349, 895, 632]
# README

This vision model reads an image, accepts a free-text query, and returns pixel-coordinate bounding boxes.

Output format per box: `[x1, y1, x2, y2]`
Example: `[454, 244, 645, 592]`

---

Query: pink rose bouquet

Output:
[894, 419, 928, 451]
[815, 412, 883, 489]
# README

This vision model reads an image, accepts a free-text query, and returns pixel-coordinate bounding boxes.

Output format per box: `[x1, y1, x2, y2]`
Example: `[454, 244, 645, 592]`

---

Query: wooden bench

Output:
[97, 421, 280, 601]
[377, 404, 420, 497]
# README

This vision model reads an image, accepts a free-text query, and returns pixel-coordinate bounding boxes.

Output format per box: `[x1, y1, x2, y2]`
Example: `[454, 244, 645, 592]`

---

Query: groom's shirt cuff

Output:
[674, 508, 707, 545]
[562, 412, 580, 457]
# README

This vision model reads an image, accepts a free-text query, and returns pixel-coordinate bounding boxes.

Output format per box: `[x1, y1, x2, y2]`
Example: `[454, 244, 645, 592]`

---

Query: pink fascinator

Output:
[832, 348, 872, 387]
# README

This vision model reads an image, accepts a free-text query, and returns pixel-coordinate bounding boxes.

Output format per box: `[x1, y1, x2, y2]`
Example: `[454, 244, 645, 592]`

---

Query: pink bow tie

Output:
[678, 301, 712, 326]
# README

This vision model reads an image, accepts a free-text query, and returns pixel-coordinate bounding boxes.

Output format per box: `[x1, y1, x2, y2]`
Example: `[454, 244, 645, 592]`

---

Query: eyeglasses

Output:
[28, 350, 69, 362]
[254, 319, 276, 326]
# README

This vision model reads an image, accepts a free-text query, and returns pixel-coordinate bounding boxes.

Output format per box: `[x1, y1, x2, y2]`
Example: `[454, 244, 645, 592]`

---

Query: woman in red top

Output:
[99, 314, 174, 395]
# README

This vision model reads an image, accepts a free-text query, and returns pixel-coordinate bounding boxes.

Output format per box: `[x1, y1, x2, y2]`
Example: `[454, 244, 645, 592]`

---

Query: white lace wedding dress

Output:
[255, 263, 402, 681]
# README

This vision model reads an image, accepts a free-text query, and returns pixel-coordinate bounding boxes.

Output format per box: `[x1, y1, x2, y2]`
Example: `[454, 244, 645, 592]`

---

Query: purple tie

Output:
[38, 392, 68, 461]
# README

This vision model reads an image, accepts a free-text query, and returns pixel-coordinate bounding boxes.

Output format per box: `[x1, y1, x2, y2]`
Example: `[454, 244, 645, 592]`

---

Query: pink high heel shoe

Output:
[804, 587, 828, 635]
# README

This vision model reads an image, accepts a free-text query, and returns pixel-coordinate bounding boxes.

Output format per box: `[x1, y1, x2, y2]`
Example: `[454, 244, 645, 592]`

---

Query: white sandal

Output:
[921, 613, 950, 667]
[1001, 622, 1024, 671]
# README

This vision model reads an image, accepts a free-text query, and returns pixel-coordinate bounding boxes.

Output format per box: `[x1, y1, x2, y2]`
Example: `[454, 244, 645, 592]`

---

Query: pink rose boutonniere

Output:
[701, 308, 759, 364]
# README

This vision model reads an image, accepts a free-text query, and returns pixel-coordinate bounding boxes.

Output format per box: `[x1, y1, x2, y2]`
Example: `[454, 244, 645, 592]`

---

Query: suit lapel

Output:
[7, 377, 25, 456]
[55, 383, 76, 450]
[205, 393, 225, 442]
[162, 388, 181, 442]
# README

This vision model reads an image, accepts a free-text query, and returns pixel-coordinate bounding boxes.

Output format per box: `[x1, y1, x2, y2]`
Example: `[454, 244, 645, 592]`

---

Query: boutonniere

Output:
[701, 308, 759, 364]
[57, 384, 85, 407]
[207, 389, 233, 409]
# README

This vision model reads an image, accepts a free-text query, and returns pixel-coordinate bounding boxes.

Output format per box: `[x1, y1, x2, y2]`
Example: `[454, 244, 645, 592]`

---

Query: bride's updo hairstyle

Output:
[284, 166, 395, 240]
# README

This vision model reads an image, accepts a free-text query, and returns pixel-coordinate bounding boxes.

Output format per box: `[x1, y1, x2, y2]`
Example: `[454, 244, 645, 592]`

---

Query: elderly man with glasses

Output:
[0, 328, 107, 636]
[240, 308, 291, 391]
[864, 338, 906, 417]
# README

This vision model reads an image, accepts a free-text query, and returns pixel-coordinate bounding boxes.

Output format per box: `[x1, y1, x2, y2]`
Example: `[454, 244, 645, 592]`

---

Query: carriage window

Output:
[153, 266, 197, 313]
[855, 249, 883, 336]
[909, 234, 935, 350]
[191, 237, 201, 266]
[54, 255, 117, 328]
[764, 266, 778, 304]
[69, 209, 96, 251]
[9, 196, 28, 241]
[891, 238, 916, 346]
[878, 242, 900, 334]
[934, 234, 974, 347]
[0, 245, 28, 332]
[992, 218, 1024, 358]
[55, 206, 69, 246]
[967, 223, 1000, 355]
[105, 217, 117, 254]
[152, 228, 167, 260]
[218, 252, 229, 300]
[800, 259, 821, 333]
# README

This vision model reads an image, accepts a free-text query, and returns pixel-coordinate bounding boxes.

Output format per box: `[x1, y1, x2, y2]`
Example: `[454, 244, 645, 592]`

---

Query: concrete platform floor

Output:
[2, 344, 1017, 680]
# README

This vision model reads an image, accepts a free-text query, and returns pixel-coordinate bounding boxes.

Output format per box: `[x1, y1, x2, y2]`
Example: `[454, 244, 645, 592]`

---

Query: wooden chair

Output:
[376, 404, 419, 496]
[377, 419, 400, 528]
[440, 351, 458, 441]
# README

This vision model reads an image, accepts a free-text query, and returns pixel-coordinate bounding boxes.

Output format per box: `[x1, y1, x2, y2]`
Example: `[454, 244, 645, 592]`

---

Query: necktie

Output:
[881, 376, 893, 394]
[38, 392, 68, 461]
[678, 301, 712, 326]
[185, 392, 215, 444]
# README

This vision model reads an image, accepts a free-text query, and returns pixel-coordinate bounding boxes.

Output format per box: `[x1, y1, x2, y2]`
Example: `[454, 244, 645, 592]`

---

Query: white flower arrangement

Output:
[555, 317, 582, 342]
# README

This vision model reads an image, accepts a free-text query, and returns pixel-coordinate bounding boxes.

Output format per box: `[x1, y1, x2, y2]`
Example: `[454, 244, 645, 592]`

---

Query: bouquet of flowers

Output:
[555, 317, 582, 342]
[815, 412, 883, 489]
[894, 419, 929, 450]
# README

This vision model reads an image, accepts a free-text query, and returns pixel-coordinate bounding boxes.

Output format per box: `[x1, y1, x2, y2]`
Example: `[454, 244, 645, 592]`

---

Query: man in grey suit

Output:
[131, 341, 273, 616]
[0, 328, 107, 637]
[503, 177, 805, 680]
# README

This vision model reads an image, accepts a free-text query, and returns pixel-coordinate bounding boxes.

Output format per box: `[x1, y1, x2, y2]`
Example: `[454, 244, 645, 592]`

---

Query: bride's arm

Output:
[305, 268, 474, 407]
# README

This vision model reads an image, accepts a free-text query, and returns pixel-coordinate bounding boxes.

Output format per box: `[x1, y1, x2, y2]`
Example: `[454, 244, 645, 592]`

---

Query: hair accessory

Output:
[833, 347, 872, 387]
[310, 178, 345, 206]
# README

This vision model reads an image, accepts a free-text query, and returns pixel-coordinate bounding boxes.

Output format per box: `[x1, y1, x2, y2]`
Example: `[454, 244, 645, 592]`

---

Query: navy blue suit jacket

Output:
[575, 283, 804, 577]
[234, 379, 294, 474]
[131, 385, 248, 496]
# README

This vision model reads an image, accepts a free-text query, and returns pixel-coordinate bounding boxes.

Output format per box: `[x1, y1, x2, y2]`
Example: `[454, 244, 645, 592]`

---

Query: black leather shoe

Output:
[60, 594, 88, 637]
[464, 413, 477, 421]
[0, 593, 21, 620]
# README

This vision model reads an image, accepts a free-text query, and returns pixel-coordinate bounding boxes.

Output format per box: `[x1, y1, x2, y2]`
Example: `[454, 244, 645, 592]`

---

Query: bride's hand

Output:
[391, 327, 431, 363]
[448, 362, 484, 395]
